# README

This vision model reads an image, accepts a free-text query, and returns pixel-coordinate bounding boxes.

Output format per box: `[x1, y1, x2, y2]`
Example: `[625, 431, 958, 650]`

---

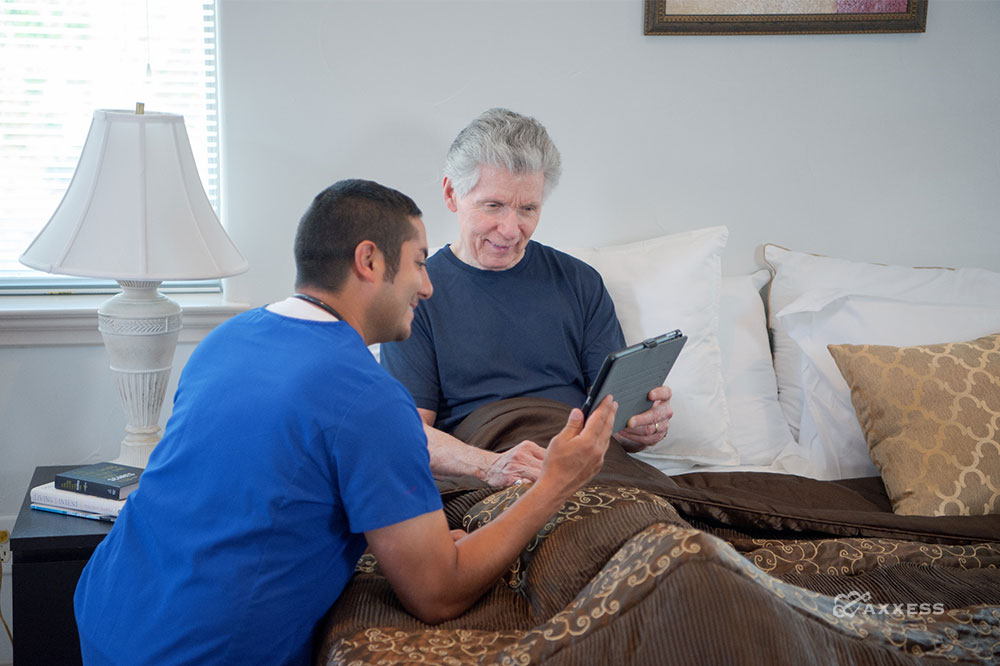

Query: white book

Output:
[30, 481, 126, 517]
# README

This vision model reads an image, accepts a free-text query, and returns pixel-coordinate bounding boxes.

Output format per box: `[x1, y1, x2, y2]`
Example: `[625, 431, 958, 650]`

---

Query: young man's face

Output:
[444, 164, 544, 272]
[369, 216, 433, 343]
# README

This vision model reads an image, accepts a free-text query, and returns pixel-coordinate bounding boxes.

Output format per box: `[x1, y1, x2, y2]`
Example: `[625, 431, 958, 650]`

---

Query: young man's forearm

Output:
[377, 402, 615, 624]
[397, 477, 577, 623]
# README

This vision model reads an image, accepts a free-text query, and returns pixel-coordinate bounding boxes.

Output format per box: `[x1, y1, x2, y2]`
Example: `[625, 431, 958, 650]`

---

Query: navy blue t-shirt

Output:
[381, 241, 626, 433]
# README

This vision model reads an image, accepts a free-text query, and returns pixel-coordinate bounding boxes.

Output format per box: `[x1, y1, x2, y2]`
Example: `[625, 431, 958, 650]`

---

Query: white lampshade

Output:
[19, 108, 248, 467]
[20, 109, 247, 280]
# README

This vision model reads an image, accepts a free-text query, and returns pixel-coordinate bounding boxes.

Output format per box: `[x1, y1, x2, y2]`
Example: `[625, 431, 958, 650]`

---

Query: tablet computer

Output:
[581, 330, 687, 434]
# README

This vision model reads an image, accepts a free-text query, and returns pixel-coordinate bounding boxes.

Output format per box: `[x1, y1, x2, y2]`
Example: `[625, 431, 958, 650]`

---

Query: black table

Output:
[11, 465, 113, 666]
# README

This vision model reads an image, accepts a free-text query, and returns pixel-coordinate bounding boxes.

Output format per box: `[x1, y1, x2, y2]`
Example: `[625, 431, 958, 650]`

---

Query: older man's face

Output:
[444, 164, 544, 271]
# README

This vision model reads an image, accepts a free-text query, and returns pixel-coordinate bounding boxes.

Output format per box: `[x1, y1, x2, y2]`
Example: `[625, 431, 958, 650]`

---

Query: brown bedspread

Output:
[315, 398, 1000, 665]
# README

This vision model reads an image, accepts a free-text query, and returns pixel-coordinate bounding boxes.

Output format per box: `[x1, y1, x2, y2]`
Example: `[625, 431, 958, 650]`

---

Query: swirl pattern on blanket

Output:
[318, 485, 1000, 666]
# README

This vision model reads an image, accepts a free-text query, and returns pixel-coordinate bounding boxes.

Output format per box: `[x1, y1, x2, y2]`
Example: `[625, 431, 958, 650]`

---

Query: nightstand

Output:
[10, 465, 113, 666]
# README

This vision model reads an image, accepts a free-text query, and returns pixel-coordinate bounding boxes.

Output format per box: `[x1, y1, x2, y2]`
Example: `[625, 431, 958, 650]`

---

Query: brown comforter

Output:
[315, 398, 1000, 665]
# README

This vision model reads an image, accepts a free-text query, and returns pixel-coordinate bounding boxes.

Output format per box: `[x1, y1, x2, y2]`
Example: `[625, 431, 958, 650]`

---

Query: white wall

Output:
[1, 1, 998, 662]
[0, 341, 197, 501]
[218, 0, 1000, 310]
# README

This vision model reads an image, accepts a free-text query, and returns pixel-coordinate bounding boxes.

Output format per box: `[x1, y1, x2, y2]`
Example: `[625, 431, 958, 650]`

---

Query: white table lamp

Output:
[20, 108, 248, 467]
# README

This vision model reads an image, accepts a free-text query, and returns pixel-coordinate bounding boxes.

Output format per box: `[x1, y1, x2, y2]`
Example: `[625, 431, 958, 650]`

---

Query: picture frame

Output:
[644, 0, 928, 35]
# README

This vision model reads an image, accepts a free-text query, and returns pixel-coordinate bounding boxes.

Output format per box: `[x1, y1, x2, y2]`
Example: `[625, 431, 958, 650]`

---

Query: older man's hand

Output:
[482, 439, 546, 487]
[612, 385, 673, 453]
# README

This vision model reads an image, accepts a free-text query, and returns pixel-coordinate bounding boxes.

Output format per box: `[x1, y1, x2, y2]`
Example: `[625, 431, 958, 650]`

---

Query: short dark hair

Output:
[294, 179, 422, 291]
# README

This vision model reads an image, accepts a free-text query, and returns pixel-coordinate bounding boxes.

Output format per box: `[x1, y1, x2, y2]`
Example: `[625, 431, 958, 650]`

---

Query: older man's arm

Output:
[418, 408, 546, 486]
[611, 385, 674, 453]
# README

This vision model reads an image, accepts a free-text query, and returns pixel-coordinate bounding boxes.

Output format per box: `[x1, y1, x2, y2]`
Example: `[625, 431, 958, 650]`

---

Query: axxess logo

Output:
[833, 591, 945, 618]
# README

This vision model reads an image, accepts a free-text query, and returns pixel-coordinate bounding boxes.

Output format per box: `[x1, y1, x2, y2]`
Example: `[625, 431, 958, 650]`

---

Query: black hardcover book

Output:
[54, 462, 143, 500]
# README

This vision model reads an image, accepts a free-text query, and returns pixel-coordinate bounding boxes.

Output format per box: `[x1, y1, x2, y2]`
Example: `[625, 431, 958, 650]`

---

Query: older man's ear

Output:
[442, 176, 460, 213]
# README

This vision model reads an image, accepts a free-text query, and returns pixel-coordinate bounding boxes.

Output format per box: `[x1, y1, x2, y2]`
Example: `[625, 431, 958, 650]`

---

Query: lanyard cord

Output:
[292, 293, 344, 321]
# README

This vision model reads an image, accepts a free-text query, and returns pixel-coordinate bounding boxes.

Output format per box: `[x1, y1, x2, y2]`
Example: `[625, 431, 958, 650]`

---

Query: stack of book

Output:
[30, 462, 143, 522]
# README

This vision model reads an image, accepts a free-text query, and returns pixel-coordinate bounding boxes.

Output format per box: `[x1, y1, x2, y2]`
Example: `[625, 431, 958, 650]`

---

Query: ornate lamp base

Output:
[98, 280, 182, 468]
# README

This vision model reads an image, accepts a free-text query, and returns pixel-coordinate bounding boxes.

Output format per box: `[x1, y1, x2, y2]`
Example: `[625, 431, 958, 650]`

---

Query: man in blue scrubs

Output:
[74, 179, 618, 666]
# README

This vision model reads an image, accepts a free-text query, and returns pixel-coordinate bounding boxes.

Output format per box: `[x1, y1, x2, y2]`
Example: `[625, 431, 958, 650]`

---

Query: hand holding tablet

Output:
[581, 330, 687, 435]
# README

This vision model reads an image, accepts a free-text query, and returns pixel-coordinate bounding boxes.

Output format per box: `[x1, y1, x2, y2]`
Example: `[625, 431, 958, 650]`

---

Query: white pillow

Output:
[774, 294, 1000, 480]
[569, 226, 737, 468]
[719, 271, 796, 467]
[764, 245, 1000, 441]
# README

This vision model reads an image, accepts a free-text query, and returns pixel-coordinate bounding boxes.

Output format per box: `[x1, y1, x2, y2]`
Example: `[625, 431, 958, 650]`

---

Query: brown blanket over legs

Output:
[315, 398, 1000, 665]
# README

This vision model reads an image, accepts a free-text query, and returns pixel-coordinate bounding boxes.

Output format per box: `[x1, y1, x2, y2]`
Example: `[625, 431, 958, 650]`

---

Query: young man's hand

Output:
[536, 395, 617, 497]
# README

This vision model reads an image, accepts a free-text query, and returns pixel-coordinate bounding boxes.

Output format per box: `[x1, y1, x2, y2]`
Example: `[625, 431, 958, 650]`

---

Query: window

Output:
[0, 0, 219, 293]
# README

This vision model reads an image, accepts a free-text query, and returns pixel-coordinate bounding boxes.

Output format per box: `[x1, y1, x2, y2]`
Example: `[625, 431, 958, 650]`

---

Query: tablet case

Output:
[582, 330, 687, 434]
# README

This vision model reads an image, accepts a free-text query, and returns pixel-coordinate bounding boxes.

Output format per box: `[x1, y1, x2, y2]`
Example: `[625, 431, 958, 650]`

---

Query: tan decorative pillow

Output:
[828, 334, 1000, 517]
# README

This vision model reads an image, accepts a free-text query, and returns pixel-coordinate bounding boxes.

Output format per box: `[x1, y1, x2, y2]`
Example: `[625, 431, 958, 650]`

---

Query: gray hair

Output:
[443, 108, 562, 200]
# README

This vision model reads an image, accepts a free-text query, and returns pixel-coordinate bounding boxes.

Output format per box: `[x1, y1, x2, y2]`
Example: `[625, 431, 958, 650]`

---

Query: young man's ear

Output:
[353, 240, 384, 283]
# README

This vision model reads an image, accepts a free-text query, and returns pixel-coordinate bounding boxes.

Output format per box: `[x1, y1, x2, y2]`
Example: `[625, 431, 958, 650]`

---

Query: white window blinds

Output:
[0, 0, 218, 290]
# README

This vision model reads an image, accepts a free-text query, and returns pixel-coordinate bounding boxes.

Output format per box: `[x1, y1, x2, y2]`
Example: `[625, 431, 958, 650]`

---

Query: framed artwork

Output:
[644, 0, 928, 35]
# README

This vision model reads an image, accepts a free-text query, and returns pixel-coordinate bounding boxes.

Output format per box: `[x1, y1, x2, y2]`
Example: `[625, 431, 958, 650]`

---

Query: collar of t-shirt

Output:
[265, 296, 338, 321]
[441, 240, 536, 276]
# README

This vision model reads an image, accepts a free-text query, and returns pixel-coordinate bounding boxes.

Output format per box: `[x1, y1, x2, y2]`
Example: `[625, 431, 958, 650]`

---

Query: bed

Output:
[314, 229, 1000, 665]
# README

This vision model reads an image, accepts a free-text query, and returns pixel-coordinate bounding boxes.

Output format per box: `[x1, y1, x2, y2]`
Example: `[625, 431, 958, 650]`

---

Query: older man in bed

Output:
[74, 179, 618, 665]
[381, 108, 673, 487]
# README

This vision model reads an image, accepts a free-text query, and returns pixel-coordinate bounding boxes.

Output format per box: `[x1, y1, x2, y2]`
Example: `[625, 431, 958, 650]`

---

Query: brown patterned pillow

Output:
[828, 334, 1000, 517]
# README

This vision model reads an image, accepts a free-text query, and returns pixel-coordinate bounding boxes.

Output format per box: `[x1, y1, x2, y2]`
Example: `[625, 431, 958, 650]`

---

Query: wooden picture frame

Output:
[644, 0, 928, 35]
